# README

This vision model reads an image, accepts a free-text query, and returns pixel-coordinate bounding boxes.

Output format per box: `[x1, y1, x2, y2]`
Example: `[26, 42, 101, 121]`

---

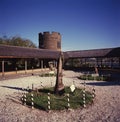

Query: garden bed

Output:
[23, 87, 93, 111]
[78, 74, 111, 81]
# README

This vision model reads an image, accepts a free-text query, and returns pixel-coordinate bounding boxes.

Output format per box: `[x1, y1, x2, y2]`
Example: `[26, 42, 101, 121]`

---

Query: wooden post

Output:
[72, 58, 74, 68]
[15, 67, 18, 74]
[32, 84, 34, 90]
[100, 58, 103, 67]
[2, 60, 5, 77]
[22, 93, 26, 105]
[24, 93, 26, 105]
[41, 81, 43, 88]
[119, 58, 120, 67]
[53, 60, 56, 68]
[67, 93, 70, 108]
[83, 89, 86, 108]
[32, 66, 34, 75]
[55, 60, 57, 68]
[92, 86, 95, 99]
[85, 58, 86, 66]
[111, 58, 113, 68]
[48, 94, 50, 110]
[41, 60, 43, 69]
[31, 93, 34, 109]
[84, 80, 86, 90]
[81, 58, 83, 67]
[96, 58, 99, 67]
[25, 60, 27, 74]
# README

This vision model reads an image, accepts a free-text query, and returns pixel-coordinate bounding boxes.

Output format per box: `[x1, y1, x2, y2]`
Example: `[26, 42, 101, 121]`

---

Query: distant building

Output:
[38, 31, 61, 51]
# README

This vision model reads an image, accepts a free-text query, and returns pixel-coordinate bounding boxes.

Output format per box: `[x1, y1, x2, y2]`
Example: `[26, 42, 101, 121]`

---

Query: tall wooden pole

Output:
[54, 52, 64, 95]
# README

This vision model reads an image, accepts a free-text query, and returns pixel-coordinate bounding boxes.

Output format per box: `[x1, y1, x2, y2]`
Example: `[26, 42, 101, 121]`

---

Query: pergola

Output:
[0, 44, 120, 77]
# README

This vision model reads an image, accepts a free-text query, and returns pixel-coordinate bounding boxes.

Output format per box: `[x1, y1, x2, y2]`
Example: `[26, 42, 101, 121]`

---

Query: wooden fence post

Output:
[67, 93, 70, 108]
[31, 93, 34, 109]
[83, 89, 86, 108]
[48, 93, 51, 110]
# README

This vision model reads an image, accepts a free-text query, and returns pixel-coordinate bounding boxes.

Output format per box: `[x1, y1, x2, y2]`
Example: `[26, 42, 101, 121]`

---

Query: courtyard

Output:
[0, 70, 120, 122]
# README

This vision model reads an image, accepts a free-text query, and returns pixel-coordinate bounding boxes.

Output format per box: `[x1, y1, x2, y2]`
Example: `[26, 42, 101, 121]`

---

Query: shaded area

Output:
[0, 85, 29, 91]
[38, 88, 54, 94]
[99, 69, 120, 81]
[85, 81, 120, 86]
[73, 68, 120, 81]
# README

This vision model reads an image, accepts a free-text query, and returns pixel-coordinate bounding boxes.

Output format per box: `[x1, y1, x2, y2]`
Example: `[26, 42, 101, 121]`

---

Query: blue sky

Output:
[0, 0, 120, 51]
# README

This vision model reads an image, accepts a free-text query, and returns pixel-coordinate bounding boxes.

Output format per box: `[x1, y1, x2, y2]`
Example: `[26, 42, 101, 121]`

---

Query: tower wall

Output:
[39, 31, 61, 51]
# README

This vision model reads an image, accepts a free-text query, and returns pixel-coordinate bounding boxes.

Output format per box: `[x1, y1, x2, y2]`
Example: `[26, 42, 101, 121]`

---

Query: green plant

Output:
[24, 87, 93, 111]
[78, 74, 110, 81]
[40, 73, 56, 77]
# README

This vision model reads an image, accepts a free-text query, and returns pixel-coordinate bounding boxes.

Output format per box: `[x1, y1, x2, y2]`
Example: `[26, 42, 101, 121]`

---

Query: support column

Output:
[111, 58, 113, 68]
[81, 58, 83, 67]
[96, 58, 99, 67]
[100, 58, 103, 68]
[25, 60, 27, 74]
[2, 60, 5, 77]
[72, 59, 74, 67]
[53, 60, 56, 68]
[85, 58, 86, 65]
[119, 58, 120, 67]
[55, 60, 57, 68]
[41, 60, 43, 69]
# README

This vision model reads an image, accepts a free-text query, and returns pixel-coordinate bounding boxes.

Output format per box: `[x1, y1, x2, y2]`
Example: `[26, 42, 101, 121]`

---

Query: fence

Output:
[20, 80, 96, 111]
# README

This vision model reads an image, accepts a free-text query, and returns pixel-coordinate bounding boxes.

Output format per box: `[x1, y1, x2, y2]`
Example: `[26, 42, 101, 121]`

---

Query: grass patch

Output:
[78, 74, 110, 81]
[40, 73, 56, 77]
[24, 87, 93, 111]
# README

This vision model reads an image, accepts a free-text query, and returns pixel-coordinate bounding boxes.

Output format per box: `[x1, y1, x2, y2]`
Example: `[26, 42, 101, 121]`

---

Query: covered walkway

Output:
[0, 45, 120, 78]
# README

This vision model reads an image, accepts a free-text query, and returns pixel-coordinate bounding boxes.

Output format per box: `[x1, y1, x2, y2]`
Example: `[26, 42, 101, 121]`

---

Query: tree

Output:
[0, 35, 37, 71]
[54, 52, 65, 95]
[0, 35, 36, 48]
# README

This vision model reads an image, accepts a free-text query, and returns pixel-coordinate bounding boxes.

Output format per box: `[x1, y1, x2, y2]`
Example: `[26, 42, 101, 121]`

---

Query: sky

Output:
[0, 0, 120, 51]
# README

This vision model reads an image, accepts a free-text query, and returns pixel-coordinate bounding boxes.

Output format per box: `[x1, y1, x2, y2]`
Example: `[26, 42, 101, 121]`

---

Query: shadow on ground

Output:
[0, 85, 29, 91]
[85, 81, 120, 86]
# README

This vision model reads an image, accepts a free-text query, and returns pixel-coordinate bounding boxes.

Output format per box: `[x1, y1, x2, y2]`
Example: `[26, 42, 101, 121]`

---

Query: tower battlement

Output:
[39, 31, 61, 51]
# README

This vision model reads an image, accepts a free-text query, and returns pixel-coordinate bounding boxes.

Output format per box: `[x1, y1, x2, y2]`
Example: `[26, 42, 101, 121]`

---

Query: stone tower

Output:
[39, 31, 61, 51]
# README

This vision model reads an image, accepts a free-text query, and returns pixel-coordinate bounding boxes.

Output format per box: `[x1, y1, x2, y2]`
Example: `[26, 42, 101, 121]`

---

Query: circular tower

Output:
[39, 31, 61, 51]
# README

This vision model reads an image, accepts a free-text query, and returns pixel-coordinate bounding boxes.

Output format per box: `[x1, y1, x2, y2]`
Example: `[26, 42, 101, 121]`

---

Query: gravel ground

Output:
[0, 70, 120, 122]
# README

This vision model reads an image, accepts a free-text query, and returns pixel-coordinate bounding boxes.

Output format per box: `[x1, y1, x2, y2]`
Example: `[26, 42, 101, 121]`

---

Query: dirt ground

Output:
[0, 70, 120, 122]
